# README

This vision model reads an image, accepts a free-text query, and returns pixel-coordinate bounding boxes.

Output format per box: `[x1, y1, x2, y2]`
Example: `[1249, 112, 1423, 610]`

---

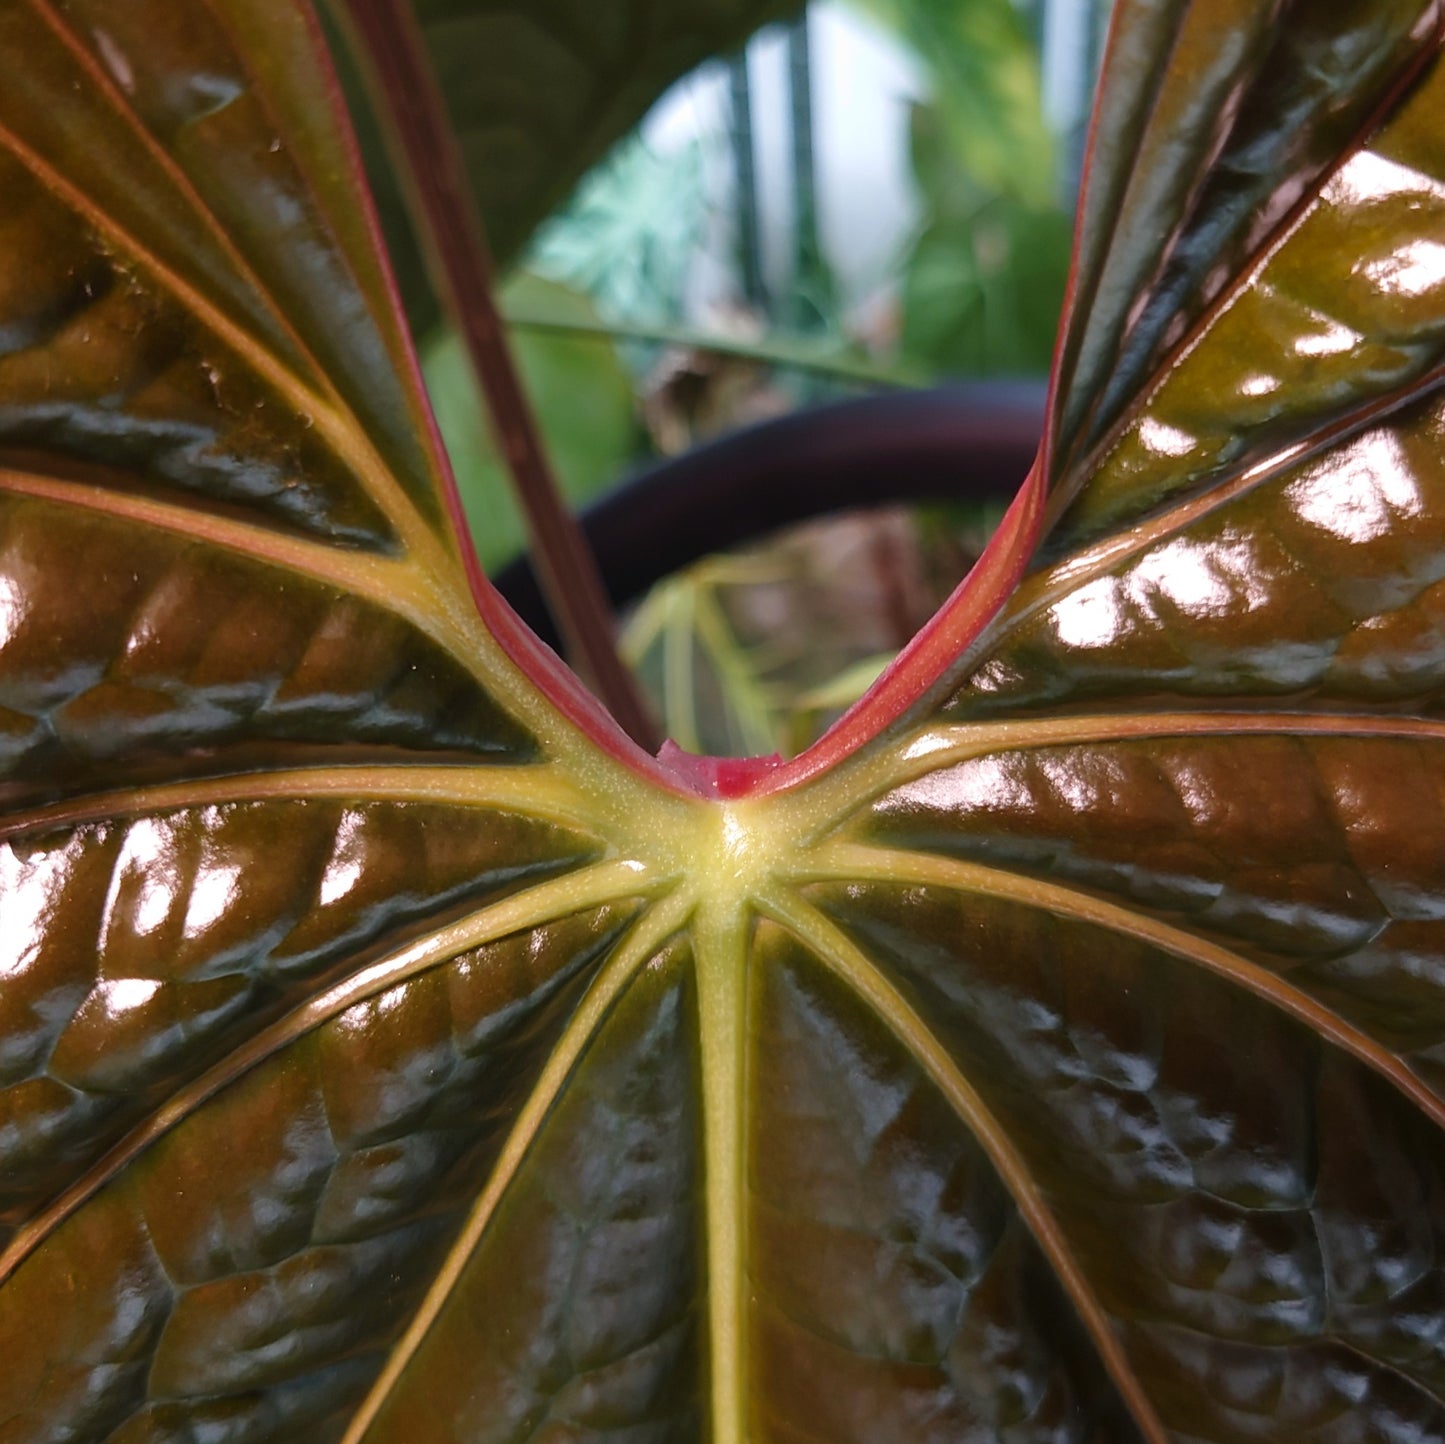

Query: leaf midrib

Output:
[0, 762, 593, 839]
[758, 885, 1173, 1444]
[337, 884, 694, 1444]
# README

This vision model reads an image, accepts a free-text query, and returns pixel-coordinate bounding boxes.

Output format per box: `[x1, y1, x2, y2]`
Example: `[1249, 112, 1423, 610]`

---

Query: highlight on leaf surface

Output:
[3, 1, 1445, 1441]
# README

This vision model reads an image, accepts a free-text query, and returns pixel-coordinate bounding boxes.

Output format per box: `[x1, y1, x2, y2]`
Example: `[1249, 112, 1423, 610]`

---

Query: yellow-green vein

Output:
[795, 711, 1445, 832]
[799, 841, 1445, 1137]
[339, 884, 695, 1444]
[0, 856, 663, 1286]
[0, 761, 596, 838]
[692, 890, 754, 1444]
[0, 465, 489, 681]
[0, 109, 447, 576]
[758, 886, 1171, 1444]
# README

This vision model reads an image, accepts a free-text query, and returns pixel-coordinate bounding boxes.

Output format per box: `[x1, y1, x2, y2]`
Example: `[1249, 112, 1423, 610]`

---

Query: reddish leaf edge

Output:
[306, 0, 685, 793]
[782, 0, 1445, 807]
[735, 0, 1110, 802]
[457, 452, 1044, 801]
[336, 0, 659, 750]
[312, 0, 1054, 802]
[300, 0, 1445, 806]
[436, 455, 1047, 805]
[749, 459, 1046, 796]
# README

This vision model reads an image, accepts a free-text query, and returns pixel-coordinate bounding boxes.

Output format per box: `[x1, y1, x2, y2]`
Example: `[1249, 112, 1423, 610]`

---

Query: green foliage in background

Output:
[859, 0, 1072, 378]
[425, 0, 1072, 719]
[528, 135, 710, 326]
[339, 0, 800, 330]
[901, 101, 1073, 376]
[850, 0, 1057, 205]
[425, 274, 642, 570]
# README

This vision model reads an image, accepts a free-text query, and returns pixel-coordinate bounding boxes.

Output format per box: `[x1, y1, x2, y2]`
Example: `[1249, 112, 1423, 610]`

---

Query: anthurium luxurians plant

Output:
[4, 0, 1445, 1440]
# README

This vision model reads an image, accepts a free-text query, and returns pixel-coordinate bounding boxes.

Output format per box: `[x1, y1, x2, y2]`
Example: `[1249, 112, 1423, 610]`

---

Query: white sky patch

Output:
[95, 977, 162, 1017]
[1037, 752, 1119, 813]
[319, 810, 368, 907]
[134, 876, 176, 936]
[1170, 763, 1221, 827]
[1363, 238, 1445, 300]
[183, 861, 243, 937]
[334, 984, 408, 1040]
[967, 657, 1028, 694]
[92, 28, 135, 92]
[900, 731, 960, 764]
[1294, 319, 1362, 358]
[1137, 416, 1198, 458]
[1325, 149, 1445, 207]
[1052, 576, 1126, 648]
[1286, 429, 1422, 543]
[102, 816, 180, 939]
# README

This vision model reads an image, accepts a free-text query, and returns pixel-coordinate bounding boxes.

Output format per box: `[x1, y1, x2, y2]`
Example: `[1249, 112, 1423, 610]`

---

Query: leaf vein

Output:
[337, 886, 693, 1444]
[756, 886, 1171, 1444]
[0, 856, 663, 1288]
[800, 842, 1445, 1141]
[0, 106, 446, 570]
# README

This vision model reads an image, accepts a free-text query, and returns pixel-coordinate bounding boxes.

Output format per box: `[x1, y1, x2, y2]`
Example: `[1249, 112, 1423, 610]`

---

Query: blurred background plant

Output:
[346, 0, 1111, 755]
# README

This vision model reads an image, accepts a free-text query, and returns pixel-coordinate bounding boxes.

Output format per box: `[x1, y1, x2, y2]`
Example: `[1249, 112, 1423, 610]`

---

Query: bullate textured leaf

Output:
[3, 0, 1445, 1441]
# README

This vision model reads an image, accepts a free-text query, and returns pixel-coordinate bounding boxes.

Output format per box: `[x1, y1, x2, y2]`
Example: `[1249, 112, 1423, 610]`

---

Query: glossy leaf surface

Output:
[6, 1, 1445, 1442]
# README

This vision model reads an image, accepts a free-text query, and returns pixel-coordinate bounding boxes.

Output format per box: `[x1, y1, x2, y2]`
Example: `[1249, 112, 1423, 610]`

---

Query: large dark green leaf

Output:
[6, 1, 1445, 1441]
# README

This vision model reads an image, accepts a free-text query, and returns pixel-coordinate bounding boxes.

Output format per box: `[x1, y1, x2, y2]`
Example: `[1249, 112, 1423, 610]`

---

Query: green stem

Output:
[501, 308, 925, 390]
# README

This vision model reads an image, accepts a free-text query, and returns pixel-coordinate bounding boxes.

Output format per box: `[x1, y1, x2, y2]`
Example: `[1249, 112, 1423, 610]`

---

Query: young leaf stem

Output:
[336, 0, 659, 750]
